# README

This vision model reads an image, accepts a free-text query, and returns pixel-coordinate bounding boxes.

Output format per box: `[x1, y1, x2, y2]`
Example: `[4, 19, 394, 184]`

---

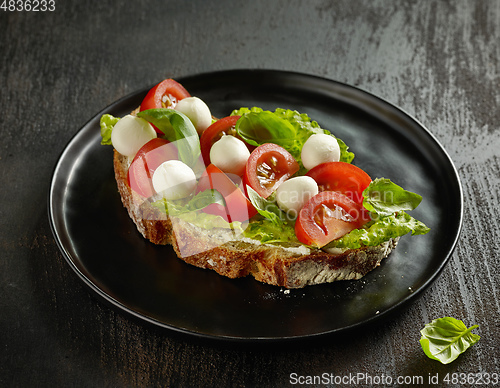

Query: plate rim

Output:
[48, 69, 463, 342]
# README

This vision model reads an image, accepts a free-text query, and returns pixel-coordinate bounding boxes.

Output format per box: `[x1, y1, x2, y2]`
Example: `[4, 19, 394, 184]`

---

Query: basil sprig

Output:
[420, 317, 480, 364]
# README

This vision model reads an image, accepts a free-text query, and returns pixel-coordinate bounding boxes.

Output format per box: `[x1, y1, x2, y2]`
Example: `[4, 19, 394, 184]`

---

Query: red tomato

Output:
[139, 79, 191, 134]
[306, 162, 372, 204]
[200, 116, 240, 166]
[199, 115, 255, 167]
[196, 164, 257, 223]
[244, 143, 299, 198]
[127, 138, 178, 198]
[295, 191, 371, 247]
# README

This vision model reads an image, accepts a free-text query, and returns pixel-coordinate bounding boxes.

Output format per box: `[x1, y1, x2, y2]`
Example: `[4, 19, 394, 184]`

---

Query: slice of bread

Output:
[113, 149, 399, 288]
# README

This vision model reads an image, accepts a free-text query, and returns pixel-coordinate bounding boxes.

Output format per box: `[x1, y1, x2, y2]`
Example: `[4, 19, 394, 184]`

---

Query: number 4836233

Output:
[1, 0, 55, 11]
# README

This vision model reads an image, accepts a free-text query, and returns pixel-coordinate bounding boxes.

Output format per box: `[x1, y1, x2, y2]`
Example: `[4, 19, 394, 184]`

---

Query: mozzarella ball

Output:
[175, 96, 212, 135]
[111, 115, 157, 157]
[276, 176, 319, 215]
[301, 133, 340, 170]
[152, 160, 197, 200]
[210, 135, 250, 176]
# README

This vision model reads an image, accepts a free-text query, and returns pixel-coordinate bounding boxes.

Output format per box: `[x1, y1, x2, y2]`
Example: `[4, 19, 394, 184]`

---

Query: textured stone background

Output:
[1, 0, 498, 386]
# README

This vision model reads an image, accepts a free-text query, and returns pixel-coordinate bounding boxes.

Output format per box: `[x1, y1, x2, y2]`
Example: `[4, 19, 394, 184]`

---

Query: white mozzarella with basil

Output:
[301, 133, 340, 170]
[276, 176, 319, 214]
[111, 115, 157, 157]
[174, 96, 212, 135]
[210, 135, 250, 176]
[152, 160, 197, 200]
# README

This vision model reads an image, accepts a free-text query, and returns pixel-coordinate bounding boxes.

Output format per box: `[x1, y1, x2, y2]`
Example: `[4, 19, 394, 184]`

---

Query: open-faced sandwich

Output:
[100, 78, 430, 288]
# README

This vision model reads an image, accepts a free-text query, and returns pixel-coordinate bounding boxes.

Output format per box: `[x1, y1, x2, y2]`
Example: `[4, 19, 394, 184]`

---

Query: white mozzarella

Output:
[175, 96, 212, 135]
[152, 160, 197, 200]
[276, 176, 319, 215]
[111, 115, 157, 157]
[301, 133, 340, 170]
[210, 135, 250, 176]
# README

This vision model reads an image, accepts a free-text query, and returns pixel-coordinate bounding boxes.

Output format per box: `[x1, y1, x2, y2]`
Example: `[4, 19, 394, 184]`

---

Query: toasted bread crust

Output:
[114, 150, 398, 288]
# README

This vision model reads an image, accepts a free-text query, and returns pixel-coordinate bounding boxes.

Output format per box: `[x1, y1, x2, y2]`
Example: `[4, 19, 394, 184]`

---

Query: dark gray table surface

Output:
[1, 1, 499, 386]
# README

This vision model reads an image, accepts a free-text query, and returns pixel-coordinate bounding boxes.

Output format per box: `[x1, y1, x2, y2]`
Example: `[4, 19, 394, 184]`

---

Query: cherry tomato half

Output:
[127, 138, 178, 198]
[295, 191, 371, 247]
[200, 116, 240, 166]
[306, 161, 372, 204]
[196, 164, 257, 223]
[243, 143, 299, 199]
[139, 79, 191, 134]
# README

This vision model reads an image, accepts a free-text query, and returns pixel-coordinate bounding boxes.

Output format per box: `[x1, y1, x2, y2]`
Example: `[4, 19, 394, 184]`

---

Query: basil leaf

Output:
[235, 110, 297, 147]
[246, 186, 285, 226]
[137, 108, 201, 167]
[363, 178, 423, 217]
[99, 114, 119, 145]
[420, 317, 480, 364]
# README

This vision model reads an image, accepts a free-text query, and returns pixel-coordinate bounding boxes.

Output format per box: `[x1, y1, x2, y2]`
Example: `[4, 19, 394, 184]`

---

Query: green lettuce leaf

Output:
[336, 138, 354, 164]
[137, 108, 201, 168]
[151, 189, 224, 215]
[243, 217, 299, 245]
[324, 211, 430, 249]
[244, 185, 303, 244]
[420, 317, 480, 364]
[150, 189, 243, 231]
[100, 114, 119, 145]
[175, 210, 243, 232]
[231, 107, 354, 168]
[363, 178, 423, 217]
[183, 189, 225, 212]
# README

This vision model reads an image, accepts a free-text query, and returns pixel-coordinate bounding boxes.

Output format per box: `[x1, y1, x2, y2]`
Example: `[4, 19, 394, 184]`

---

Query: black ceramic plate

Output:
[48, 70, 462, 341]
